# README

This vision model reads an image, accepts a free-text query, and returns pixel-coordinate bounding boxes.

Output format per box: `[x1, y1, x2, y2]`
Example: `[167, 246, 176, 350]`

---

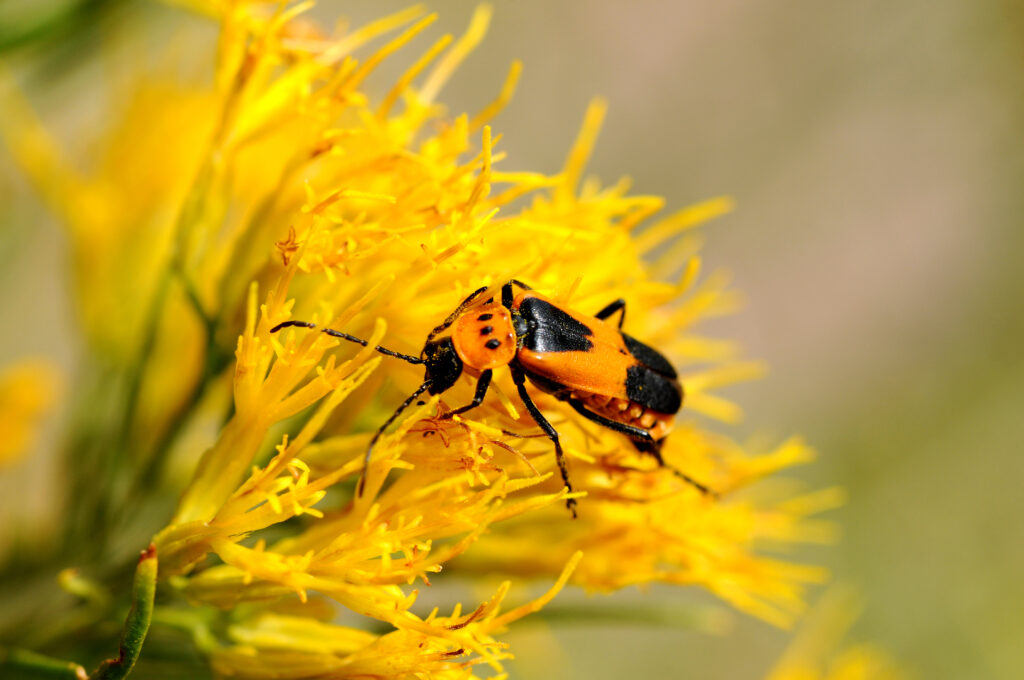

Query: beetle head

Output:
[420, 337, 463, 394]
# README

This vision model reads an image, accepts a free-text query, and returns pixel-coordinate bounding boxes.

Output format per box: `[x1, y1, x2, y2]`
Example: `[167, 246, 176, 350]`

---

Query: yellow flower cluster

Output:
[0, 2, 851, 677]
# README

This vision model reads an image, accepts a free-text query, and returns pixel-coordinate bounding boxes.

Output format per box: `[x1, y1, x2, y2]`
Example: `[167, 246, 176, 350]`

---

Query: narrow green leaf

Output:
[0, 646, 87, 679]
[89, 545, 157, 680]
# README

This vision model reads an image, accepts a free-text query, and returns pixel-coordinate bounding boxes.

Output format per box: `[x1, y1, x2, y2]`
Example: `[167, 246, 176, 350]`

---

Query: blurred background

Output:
[1, 1, 1021, 678]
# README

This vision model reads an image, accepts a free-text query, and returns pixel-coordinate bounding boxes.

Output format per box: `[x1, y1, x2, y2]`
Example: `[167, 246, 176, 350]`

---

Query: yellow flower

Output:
[0, 359, 61, 466]
[767, 588, 906, 680]
[1, 2, 857, 678]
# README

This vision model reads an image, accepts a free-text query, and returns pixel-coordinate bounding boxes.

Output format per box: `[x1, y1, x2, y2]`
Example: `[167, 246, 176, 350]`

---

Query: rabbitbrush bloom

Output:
[0, 2, 855, 678]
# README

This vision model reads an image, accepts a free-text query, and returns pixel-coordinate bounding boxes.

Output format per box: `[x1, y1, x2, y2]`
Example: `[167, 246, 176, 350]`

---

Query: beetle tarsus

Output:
[634, 438, 716, 498]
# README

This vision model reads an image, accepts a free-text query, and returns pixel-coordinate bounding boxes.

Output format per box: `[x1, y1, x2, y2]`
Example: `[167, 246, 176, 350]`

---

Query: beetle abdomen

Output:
[572, 389, 675, 441]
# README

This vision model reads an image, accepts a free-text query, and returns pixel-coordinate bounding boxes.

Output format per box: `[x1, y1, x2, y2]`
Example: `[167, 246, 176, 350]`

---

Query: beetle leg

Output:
[501, 279, 532, 308]
[566, 398, 653, 441]
[594, 298, 626, 329]
[501, 282, 515, 308]
[637, 440, 716, 496]
[633, 438, 716, 497]
[510, 366, 577, 518]
[440, 370, 492, 418]
[567, 399, 716, 497]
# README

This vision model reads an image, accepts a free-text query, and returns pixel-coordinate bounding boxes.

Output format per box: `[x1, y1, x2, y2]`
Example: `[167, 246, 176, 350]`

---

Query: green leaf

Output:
[88, 545, 157, 680]
[0, 646, 87, 679]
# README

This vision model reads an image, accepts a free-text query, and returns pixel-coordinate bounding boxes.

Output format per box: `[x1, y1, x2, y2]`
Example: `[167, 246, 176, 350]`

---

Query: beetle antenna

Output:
[270, 320, 424, 365]
[356, 380, 433, 497]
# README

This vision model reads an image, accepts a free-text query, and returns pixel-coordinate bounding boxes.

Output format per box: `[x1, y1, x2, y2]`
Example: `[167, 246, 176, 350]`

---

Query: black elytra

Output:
[518, 296, 595, 354]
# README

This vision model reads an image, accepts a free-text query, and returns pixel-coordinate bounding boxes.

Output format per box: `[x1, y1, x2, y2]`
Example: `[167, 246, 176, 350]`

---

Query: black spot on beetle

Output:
[485, 339, 501, 349]
[480, 325, 494, 335]
[477, 313, 493, 321]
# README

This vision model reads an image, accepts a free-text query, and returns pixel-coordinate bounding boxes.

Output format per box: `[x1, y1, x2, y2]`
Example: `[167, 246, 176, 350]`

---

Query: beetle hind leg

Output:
[594, 298, 626, 329]
[630, 438, 717, 498]
[566, 399, 716, 498]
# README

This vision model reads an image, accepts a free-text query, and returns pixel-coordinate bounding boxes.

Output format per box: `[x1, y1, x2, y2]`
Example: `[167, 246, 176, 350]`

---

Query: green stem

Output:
[0, 647, 87, 679]
[86, 267, 173, 554]
[132, 341, 232, 496]
[118, 267, 174, 450]
[116, 141, 218, 471]
[179, 268, 217, 336]
[116, 153, 221, 499]
[88, 545, 157, 680]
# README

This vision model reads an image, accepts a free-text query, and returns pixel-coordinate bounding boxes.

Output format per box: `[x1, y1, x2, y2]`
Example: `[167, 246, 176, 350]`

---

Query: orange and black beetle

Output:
[272, 280, 711, 516]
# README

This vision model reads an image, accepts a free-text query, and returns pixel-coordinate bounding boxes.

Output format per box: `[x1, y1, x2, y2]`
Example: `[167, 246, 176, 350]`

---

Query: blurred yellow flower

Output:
[0, 2, 861, 678]
[0, 359, 61, 466]
[768, 588, 906, 680]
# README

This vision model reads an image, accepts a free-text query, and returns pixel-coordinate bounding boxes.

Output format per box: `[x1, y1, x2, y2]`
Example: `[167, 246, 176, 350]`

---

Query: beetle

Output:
[271, 279, 712, 516]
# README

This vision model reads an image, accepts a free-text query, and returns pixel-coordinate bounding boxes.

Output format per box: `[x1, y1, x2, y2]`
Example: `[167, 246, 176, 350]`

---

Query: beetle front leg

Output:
[440, 370, 492, 418]
[511, 366, 577, 518]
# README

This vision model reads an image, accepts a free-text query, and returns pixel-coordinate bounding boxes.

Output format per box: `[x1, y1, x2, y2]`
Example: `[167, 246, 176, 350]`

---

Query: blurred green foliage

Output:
[0, 0, 127, 75]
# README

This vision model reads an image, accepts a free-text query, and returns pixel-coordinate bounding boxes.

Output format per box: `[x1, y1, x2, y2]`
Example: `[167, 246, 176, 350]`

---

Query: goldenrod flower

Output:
[0, 3, 873, 678]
